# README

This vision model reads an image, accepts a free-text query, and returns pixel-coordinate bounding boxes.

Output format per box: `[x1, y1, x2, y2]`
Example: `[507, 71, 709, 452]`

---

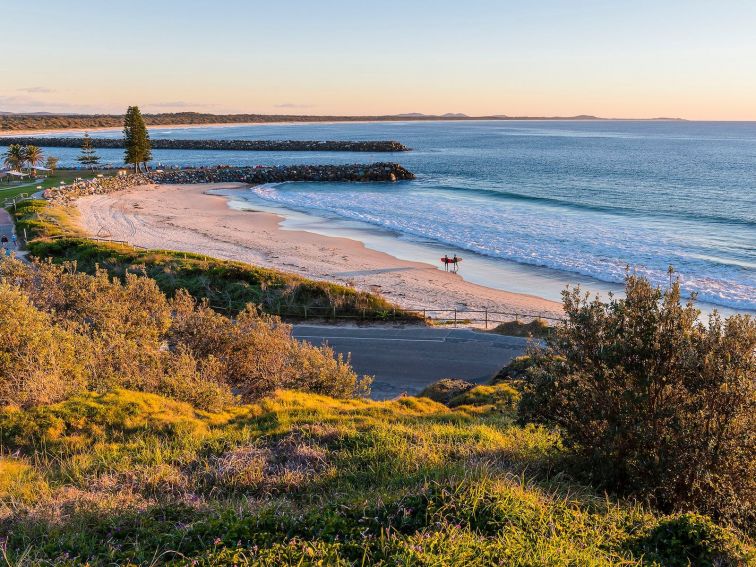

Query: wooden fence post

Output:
[454, 309, 457, 328]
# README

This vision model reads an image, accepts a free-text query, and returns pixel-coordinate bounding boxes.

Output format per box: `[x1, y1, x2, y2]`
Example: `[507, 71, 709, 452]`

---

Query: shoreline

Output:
[0, 117, 691, 137]
[73, 183, 563, 319]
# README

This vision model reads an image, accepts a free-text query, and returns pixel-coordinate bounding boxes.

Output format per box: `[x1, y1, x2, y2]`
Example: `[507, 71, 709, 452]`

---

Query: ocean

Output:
[36, 120, 756, 312]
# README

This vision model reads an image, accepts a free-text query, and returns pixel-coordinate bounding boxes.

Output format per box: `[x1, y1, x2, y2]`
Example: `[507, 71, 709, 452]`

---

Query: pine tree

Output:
[77, 133, 101, 170]
[123, 106, 152, 172]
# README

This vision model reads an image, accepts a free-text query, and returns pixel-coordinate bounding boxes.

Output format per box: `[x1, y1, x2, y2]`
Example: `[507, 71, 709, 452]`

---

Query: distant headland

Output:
[0, 111, 685, 132]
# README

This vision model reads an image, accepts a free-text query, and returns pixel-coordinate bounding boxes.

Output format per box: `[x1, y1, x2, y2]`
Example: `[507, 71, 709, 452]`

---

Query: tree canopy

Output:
[76, 133, 100, 169]
[123, 106, 152, 172]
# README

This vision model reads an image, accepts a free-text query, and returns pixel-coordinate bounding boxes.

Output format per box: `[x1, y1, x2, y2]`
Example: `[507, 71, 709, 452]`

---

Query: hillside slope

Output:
[0, 389, 751, 565]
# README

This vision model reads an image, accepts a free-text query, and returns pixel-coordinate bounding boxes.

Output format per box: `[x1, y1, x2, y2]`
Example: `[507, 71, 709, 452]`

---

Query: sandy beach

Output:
[74, 183, 562, 319]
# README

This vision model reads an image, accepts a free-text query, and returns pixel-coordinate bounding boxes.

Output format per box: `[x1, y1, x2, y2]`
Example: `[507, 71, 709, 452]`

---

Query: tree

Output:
[2, 144, 25, 171]
[76, 133, 101, 170]
[123, 106, 151, 172]
[45, 156, 59, 175]
[518, 272, 755, 528]
[23, 145, 44, 175]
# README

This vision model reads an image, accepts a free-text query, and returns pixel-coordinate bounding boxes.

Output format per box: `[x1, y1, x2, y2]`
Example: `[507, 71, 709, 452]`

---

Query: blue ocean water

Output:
[35, 120, 756, 310]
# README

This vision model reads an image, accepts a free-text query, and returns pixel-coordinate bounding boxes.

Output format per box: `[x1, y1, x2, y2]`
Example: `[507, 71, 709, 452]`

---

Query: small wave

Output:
[246, 184, 756, 311]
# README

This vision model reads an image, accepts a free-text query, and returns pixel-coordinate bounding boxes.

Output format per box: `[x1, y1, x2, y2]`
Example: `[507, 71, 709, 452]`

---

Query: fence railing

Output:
[17, 235, 563, 329]
[271, 305, 563, 328]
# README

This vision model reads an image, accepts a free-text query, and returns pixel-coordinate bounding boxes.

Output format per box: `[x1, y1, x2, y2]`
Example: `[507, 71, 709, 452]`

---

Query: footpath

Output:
[0, 207, 26, 261]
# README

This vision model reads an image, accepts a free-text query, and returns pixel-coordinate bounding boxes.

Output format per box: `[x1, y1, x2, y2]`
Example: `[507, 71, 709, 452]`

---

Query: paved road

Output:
[292, 325, 528, 400]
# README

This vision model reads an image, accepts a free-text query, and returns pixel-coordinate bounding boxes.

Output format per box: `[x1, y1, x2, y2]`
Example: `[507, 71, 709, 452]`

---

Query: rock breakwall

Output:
[0, 137, 410, 152]
[44, 163, 415, 204]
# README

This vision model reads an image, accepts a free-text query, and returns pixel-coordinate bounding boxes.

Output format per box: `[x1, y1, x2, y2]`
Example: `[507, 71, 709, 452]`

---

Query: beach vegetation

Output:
[0, 258, 370, 409]
[13, 197, 419, 319]
[518, 273, 756, 529]
[0, 259, 750, 563]
[489, 318, 552, 338]
[0, 386, 751, 564]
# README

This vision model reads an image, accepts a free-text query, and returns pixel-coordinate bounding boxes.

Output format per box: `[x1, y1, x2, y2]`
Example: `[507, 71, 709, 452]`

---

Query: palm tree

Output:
[2, 144, 25, 171]
[24, 145, 44, 176]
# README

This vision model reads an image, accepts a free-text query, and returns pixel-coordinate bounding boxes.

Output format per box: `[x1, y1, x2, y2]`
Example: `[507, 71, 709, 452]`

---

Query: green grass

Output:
[0, 169, 114, 202]
[0, 389, 751, 565]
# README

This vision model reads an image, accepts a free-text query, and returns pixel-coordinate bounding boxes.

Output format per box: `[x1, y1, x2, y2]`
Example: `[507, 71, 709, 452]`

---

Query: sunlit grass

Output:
[0, 389, 751, 565]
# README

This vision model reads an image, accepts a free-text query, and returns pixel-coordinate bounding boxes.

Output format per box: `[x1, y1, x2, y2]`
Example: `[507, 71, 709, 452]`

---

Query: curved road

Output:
[292, 325, 529, 400]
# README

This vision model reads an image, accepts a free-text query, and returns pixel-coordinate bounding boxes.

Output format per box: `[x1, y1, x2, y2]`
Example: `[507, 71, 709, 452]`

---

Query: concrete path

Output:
[0, 207, 24, 261]
[292, 325, 529, 400]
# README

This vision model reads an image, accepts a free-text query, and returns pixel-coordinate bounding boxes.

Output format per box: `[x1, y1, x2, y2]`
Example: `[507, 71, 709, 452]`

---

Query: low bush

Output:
[519, 273, 756, 530]
[419, 378, 476, 404]
[0, 259, 371, 408]
[489, 318, 552, 338]
[447, 383, 520, 411]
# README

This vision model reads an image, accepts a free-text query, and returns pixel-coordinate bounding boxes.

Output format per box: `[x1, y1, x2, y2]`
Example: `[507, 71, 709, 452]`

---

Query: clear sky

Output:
[2, 0, 756, 120]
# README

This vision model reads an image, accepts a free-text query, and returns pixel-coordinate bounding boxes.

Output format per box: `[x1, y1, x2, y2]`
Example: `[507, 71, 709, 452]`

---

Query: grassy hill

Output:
[13, 198, 418, 319]
[1, 388, 751, 565]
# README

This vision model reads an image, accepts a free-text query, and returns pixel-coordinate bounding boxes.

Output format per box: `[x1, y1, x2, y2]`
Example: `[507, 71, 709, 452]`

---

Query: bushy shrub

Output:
[448, 383, 520, 411]
[0, 284, 85, 406]
[169, 291, 370, 401]
[419, 378, 476, 405]
[0, 260, 370, 409]
[629, 513, 750, 567]
[519, 273, 755, 528]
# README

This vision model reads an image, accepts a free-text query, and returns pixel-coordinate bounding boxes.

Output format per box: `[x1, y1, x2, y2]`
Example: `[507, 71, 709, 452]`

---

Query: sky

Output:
[1, 0, 756, 120]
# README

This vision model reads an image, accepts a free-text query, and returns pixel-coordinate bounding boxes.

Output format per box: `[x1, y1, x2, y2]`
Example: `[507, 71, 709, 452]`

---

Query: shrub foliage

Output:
[519, 273, 755, 528]
[0, 259, 370, 409]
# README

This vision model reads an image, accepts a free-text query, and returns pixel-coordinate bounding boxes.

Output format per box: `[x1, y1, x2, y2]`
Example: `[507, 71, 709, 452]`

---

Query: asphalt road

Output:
[292, 325, 529, 400]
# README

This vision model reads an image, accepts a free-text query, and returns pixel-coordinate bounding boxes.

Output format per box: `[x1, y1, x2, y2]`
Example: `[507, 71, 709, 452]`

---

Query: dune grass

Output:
[12, 198, 416, 318]
[0, 389, 751, 565]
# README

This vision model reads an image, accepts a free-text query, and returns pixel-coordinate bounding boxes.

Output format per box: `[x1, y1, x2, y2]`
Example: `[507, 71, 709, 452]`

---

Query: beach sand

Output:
[74, 183, 562, 319]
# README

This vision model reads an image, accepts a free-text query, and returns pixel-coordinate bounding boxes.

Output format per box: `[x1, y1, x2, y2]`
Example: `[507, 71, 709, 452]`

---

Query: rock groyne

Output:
[44, 163, 415, 204]
[0, 137, 410, 152]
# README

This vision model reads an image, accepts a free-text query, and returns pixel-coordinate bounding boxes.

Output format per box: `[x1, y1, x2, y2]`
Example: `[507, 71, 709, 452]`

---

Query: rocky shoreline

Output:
[0, 137, 410, 152]
[44, 163, 415, 204]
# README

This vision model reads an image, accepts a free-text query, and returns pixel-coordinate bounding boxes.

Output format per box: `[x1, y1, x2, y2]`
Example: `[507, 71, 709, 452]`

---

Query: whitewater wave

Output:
[247, 183, 756, 311]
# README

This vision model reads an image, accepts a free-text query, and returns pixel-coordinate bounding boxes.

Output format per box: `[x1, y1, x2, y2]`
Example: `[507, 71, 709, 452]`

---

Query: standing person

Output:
[1, 235, 8, 249]
[11, 234, 16, 248]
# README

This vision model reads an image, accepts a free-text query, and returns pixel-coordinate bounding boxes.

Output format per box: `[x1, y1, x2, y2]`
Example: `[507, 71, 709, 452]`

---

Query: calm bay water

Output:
[38, 120, 756, 311]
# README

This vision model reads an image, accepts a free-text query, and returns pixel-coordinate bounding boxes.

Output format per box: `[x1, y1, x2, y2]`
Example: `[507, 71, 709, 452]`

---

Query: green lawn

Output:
[0, 169, 115, 202]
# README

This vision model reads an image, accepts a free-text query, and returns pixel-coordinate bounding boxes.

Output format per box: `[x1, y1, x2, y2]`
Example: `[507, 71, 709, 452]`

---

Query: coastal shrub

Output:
[419, 378, 476, 405]
[447, 383, 520, 411]
[628, 513, 750, 567]
[0, 284, 85, 406]
[489, 318, 552, 338]
[28, 236, 415, 318]
[519, 273, 756, 529]
[0, 259, 370, 407]
[170, 291, 370, 400]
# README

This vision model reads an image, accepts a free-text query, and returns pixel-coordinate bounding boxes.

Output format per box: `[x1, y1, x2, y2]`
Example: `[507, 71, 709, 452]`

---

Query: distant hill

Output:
[0, 111, 682, 132]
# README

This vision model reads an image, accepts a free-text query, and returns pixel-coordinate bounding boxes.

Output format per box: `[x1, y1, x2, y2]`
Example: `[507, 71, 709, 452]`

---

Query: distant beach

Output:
[74, 183, 562, 318]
